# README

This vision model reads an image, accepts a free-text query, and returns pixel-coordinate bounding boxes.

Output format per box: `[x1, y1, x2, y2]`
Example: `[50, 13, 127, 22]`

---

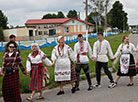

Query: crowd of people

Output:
[0, 33, 138, 102]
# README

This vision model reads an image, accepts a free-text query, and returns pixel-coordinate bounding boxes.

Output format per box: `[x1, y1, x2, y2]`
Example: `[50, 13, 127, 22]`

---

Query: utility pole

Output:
[104, 3, 107, 37]
[86, 0, 88, 41]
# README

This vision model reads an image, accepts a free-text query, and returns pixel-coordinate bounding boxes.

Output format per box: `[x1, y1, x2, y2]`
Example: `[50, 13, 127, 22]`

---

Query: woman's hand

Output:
[26, 71, 30, 76]
[0, 72, 4, 76]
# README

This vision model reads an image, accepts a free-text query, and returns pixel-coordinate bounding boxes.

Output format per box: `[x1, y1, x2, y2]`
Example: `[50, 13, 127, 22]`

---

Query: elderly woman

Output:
[52, 36, 76, 95]
[109, 36, 138, 88]
[26, 43, 53, 101]
[0, 41, 26, 102]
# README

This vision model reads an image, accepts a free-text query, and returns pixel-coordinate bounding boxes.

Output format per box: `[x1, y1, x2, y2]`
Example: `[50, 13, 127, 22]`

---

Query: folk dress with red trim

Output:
[52, 44, 75, 82]
[26, 50, 52, 91]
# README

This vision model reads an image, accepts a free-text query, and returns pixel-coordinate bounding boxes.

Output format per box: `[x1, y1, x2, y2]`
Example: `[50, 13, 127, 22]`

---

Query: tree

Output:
[67, 10, 78, 18]
[0, 10, 8, 29]
[0, 27, 4, 41]
[42, 13, 57, 19]
[88, 0, 111, 26]
[107, 1, 128, 31]
[57, 11, 65, 18]
[87, 12, 99, 24]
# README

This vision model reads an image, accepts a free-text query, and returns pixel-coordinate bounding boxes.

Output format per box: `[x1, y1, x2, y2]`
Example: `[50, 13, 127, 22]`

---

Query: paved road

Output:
[0, 34, 138, 102]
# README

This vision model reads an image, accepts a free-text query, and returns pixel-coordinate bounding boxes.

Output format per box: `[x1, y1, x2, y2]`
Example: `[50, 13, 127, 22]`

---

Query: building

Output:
[3, 18, 94, 41]
[25, 17, 94, 36]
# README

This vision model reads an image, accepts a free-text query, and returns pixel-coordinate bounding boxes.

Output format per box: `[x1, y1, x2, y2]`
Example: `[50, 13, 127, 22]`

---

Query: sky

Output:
[0, 0, 138, 26]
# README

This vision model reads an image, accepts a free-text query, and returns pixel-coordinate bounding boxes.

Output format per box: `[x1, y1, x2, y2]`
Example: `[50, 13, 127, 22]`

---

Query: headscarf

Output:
[56, 36, 64, 44]
[31, 43, 40, 50]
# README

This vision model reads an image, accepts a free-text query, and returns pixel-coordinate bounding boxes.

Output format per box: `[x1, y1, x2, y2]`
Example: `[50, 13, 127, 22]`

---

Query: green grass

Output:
[0, 32, 129, 93]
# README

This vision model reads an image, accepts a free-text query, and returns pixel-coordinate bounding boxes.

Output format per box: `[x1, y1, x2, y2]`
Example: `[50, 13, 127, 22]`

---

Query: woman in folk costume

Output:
[109, 36, 138, 88]
[26, 43, 53, 101]
[52, 36, 76, 95]
[0, 41, 26, 102]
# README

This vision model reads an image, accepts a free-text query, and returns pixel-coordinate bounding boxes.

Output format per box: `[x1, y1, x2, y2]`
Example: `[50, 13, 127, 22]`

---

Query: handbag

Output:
[5, 52, 17, 74]
[5, 66, 14, 74]
[43, 67, 50, 87]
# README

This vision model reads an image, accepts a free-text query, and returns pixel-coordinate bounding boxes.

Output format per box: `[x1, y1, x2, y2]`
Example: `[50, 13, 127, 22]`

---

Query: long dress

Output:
[114, 43, 137, 76]
[1, 51, 26, 102]
[26, 50, 52, 91]
[51, 44, 76, 83]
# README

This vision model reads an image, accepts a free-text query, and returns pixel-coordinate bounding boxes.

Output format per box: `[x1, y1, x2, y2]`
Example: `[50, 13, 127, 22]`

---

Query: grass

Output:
[0, 32, 129, 93]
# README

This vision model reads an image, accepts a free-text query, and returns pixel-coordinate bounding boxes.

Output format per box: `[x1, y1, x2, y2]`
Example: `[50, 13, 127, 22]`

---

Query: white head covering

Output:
[31, 43, 40, 50]
[57, 36, 64, 43]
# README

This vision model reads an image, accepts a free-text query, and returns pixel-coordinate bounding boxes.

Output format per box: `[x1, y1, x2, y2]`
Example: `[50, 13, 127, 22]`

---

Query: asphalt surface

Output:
[0, 33, 138, 102]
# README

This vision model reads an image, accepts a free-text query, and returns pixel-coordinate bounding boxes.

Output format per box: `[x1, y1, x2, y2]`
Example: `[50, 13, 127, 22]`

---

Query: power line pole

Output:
[86, 0, 88, 41]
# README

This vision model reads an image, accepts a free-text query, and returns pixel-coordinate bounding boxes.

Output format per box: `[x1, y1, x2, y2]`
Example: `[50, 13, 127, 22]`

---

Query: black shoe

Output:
[88, 86, 93, 91]
[71, 87, 76, 93]
[57, 90, 64, 95]
[75, 87, 80, 91]
[127, 83, 134, 86]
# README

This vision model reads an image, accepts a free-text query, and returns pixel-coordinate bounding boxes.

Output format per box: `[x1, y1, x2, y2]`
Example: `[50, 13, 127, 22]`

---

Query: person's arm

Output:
[107, 41, 114, 60]
[40, 51, 53, 66]
[114, 44, 122, 58]
[131, 43, 137, 52]
[68, 46, 75, 62]
[16, 52, 26, 74]
[1, 54, 6, 75]
[51, 47, 57, 66]
[87, 41, 93, 59]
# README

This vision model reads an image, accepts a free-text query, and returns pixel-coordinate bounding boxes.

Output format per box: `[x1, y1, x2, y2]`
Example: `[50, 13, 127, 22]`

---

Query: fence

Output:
[0, 32, 118, 51]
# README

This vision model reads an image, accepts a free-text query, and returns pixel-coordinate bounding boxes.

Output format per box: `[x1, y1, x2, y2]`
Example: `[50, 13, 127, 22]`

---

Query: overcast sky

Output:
[0, 0, 138, 26]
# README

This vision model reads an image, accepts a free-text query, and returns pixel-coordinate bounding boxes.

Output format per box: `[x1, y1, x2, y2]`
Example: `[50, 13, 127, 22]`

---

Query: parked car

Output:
[131, 29, 138, 34]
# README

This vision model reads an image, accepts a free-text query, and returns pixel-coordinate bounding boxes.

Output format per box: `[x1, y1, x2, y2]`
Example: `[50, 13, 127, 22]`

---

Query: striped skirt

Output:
[2, 70, 22, 102]
[29, 64, 44, 91]
[117, 54, 136, 76]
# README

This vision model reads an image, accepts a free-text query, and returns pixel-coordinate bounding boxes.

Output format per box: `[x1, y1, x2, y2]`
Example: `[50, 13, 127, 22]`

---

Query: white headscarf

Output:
[31, 43, 40, 50]
[57, 36, 64, 44]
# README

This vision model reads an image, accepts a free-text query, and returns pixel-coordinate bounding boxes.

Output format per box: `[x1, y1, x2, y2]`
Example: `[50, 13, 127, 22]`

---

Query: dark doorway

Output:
[49, 29, 56, 36]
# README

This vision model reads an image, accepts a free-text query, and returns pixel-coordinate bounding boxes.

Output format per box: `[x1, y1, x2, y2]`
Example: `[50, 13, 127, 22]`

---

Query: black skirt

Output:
[117, 54, 136, 76]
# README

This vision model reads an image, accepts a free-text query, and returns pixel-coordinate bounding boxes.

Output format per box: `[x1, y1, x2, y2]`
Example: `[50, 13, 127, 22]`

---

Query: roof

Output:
[25, 17, 93, 26]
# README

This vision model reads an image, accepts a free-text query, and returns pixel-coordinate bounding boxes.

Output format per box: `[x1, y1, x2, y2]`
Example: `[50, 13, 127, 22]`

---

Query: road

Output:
[0, 33, 138, 102]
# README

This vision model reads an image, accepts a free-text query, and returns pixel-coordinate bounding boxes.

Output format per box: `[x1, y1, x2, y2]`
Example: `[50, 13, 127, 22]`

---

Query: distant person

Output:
[0, 41, 26, 102]
[26, 43, 53, 101]
[74, 34, 93, 91]
[51, 36, 76, 95]
[109, 36, 138, 88]
[92, 32, 114, 88]
[4, 34, 19, 54]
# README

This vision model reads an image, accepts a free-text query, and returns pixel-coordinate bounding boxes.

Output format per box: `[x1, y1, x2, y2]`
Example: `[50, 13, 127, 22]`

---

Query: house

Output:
[25, 17, 94, 37]
[3, 18, 94, 41]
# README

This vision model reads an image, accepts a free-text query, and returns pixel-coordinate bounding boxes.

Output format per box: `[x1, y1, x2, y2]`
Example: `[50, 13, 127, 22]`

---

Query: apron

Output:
[55, 58, 71, 81]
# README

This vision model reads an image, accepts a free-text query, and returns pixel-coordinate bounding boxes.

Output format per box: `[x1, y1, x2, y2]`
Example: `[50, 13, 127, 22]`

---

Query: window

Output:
[44, 31, 48, 35]
[38, 31, 42, 35]
[64, 27, 69, 33]
[44, 25, 47, 29]
[38, 25, 42, 29]
[72, 19, 75, 23]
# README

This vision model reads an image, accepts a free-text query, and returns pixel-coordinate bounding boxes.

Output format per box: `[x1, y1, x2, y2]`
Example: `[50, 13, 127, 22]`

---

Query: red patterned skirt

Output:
[29, 64, 44, 91]
[57, 61, 77, 84]
[2, 70, 21, 102]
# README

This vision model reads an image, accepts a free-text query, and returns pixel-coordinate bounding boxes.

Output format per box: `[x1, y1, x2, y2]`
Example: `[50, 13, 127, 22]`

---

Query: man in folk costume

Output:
[26, 43, 53, 101]
[74, 34, 93, 91]
[52, 36, 76, 95]
[109, 36, 138, 88]
[92, 32, 114, 88]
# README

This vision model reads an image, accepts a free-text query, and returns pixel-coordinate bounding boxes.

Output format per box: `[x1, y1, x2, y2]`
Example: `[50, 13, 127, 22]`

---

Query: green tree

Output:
[57, 11, 65, 18]
[0, 27, 4, 41]
[87, 12, 99, 24]
[67, 10, 78, 18]
[0, 10, 8, 29]
[42, 13, 57, 19]
[107, 1, 128, 31]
